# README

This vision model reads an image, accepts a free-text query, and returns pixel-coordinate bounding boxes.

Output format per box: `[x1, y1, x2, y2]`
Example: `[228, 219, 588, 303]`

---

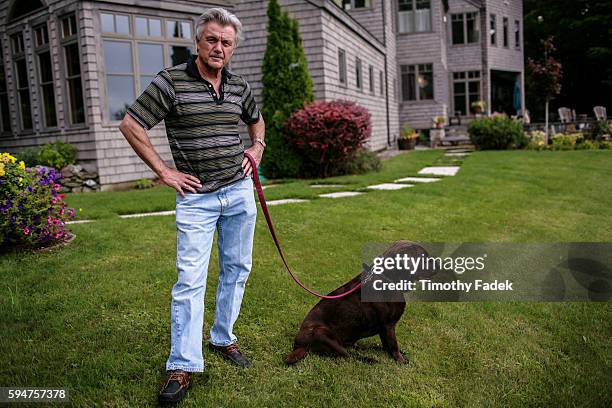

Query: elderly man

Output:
[119, 7, 265, 405]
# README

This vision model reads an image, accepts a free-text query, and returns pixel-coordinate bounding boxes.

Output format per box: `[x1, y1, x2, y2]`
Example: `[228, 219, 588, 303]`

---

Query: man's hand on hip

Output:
[242, 144, 264, 176]
[160, 167, 202, 196]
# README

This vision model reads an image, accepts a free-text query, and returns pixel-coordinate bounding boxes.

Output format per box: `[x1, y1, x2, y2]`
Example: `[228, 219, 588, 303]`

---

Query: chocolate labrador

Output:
[284, 240, 431, 365]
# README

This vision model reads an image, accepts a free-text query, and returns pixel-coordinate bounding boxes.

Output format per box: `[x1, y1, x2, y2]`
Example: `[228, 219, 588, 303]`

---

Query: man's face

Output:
[197, 21, 237, 71]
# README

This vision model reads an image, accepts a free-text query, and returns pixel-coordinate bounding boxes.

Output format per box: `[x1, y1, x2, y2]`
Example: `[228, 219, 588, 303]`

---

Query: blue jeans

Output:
[166, 177, 257, 372]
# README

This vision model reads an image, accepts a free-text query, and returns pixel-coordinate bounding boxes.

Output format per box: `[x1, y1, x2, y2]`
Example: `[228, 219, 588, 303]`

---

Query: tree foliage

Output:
[524, 0, 612, 119]
[260, 0, 314, 178]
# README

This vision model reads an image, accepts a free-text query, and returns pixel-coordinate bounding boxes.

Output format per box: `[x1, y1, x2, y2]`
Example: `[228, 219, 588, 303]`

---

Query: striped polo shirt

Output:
[127, 54, 260, 193]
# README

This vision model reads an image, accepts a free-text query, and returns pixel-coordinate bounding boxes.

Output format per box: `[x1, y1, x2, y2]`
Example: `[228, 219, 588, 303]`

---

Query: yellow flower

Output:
[18, 177, 23, 183]
[19, 161, 25, 170]
[0, 163, 5, 177]
[1, 152, 16, 163]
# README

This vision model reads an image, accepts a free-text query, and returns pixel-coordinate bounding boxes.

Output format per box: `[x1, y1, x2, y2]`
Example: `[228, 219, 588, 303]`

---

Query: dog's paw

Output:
[393, 352, 409, 365]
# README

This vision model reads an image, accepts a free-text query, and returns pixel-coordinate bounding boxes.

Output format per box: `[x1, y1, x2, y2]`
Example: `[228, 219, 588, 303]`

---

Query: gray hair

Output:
[195, 8, 243, 46]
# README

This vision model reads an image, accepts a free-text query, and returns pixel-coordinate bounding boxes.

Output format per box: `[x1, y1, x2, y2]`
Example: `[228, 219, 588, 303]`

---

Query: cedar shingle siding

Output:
[0, 0, 523, 189]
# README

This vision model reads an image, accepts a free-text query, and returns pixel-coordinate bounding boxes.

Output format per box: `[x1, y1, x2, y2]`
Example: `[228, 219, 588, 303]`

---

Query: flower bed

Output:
[0, 153, 76, 250]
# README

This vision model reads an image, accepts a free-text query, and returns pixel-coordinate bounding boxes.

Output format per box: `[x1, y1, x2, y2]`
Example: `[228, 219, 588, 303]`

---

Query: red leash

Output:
[244, 152, 362, 300]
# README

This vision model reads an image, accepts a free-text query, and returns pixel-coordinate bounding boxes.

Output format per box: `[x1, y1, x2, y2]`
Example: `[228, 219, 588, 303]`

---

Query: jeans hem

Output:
[209, 340, 237, 347]
[166, 364, 204, 373]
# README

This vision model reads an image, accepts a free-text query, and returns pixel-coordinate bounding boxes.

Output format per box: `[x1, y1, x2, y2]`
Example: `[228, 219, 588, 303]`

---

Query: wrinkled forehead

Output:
[202, 21, 237, 42]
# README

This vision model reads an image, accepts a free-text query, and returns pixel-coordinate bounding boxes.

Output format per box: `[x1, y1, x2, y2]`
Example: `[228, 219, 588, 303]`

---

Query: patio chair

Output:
[594, 106, 607, 121]
[558, 107, 574, 123]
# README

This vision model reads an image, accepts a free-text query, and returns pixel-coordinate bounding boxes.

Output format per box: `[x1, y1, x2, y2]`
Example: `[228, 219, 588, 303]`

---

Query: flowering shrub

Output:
[285, 100, 372, 178]
[0, 152, 76, 248]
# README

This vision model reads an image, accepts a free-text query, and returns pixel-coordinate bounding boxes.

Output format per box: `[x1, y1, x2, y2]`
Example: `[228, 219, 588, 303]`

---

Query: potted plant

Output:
[432, 116, 446, 129]
[471, 100, 486, 114]
[398, 125, 419, 150]
[429, 116, 446, 147]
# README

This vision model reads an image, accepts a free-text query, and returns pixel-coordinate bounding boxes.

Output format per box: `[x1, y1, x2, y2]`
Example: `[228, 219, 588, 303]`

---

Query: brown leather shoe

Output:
[208, 343, 251, 368]
[158, 370, 192, 405]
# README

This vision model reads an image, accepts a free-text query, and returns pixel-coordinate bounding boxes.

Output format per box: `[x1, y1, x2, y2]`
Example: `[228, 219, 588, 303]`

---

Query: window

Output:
[101, 13, 130, 34]
[0, 40, 11, 133]
[490, 14, 496, 46]
[135, 16, 162, 37]
[451, 12, 480, 45]
[398, 0, 431, 34]
[379, 71, 384, 95]
[104, 41, 135, 121]
[355, 57, 362, 89]
[61, 14, 85, 125]
[101, 12, 193, 121]
[368, 65, 374, 93]
[34, 24, 57, 128]
[514, 20, 520, 49]
[167, 20, 192, 39]
[339, 0, 371, 10]
[338, 48, 346, 85]
[453, 71, 481, 115]
[11, 33, 32, 130]
[401, 64, 433, 101]
[503, 17, 509, 47]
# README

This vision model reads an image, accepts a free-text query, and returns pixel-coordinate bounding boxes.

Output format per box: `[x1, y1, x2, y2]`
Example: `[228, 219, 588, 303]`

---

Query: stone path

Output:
[367, 183, 414, 190]
[319, 191, 364, 198]
[418, 166, 461, 176]
[394, 177, 440, 183]
[69, 148, 473, 223]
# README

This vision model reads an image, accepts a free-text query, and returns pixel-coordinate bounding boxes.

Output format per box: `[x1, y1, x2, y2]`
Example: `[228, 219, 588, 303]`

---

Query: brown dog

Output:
[284, 241, 431, 365]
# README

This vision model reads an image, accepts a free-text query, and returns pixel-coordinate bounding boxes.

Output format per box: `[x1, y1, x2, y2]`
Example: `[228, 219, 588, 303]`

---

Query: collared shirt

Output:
[127, 55, 260, 193]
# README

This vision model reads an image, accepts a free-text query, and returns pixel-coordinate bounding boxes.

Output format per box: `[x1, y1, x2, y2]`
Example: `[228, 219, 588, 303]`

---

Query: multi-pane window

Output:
[503, 17, 509, 47]
[398, 0, 431, 34]
[379, 71, 384, 95]
[166, 20, 192, 39]
[11, 33, 32, 130]
[101, 12, 193, 121]
[368, 65, 374, 93]
[514, 20, 520, 49]
[34, 24, 57, 128]
[135, 16, 162, 37]
[355, 57, 362, 89]
[340, 0, 371, 10]
[490, 14, 496, 46]
[61, 14, 85, 125]
[453, 71, 481, 115]
[401, 64, 433, 101]
[338, 48, 347, 85]
[451, 12, 480, 45]
[0, 40, 11, 134]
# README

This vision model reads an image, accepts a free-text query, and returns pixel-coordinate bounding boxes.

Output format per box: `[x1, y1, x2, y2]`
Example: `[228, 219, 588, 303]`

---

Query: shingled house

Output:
[0, 0, 524, 190]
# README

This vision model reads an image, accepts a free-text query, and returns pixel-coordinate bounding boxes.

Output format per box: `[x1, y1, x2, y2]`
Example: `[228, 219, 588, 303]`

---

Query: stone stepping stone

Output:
[418, 166, 460, 176]
[267, 198, 309, 206]
[446, 149, 473, 153]
[66, 219, 94, 225]
[262, 184, 278, 190]
[319, 191, 364, 198]
[367, 183, 414, 190]
[310, 184, 343, 188]
[119, 210, 176, 219]
[394, 177, 440, 183]
[445, 152, 470, 157]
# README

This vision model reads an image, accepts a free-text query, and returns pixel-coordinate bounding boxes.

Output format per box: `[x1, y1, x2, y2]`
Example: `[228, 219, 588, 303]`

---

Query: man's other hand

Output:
[160, 167, 202, 196]
[242, 144, 263, 177]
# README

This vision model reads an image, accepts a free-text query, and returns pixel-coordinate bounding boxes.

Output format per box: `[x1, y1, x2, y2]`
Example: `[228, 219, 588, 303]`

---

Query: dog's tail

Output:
[284, 347, 308, 365]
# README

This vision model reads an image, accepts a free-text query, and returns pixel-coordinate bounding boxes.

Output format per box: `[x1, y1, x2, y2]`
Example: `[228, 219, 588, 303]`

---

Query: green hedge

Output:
[468, 116, 528, 150]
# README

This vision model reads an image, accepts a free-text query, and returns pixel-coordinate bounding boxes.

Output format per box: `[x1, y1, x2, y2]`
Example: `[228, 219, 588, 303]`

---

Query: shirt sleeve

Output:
[240, 80, 261, 125]
[126, 70, 175, 130]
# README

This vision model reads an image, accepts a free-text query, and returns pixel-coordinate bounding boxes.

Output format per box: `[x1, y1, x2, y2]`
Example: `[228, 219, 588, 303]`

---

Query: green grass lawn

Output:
[1, 150, 611, 407]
